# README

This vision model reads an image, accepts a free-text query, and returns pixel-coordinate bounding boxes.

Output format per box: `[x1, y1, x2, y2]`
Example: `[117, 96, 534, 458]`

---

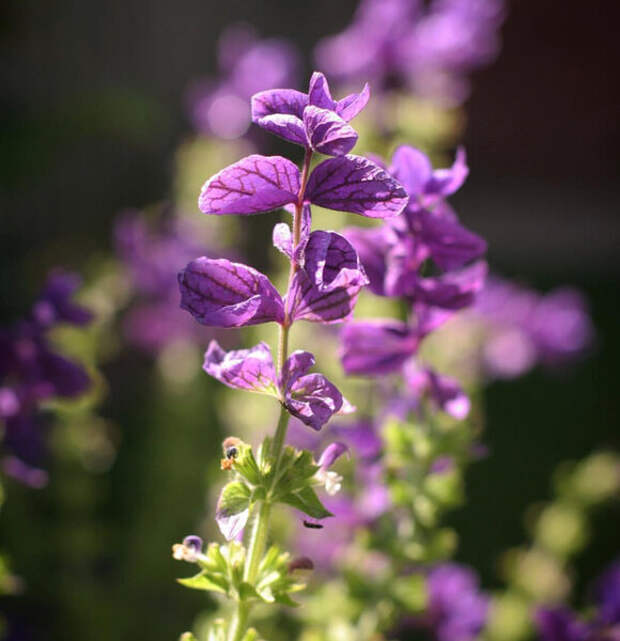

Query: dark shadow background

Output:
[1, 1, 619, 639]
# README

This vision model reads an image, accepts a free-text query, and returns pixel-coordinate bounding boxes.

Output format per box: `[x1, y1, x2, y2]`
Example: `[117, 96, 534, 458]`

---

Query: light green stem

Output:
[227, 601, 249, 641]
[228, 149, 312, 641]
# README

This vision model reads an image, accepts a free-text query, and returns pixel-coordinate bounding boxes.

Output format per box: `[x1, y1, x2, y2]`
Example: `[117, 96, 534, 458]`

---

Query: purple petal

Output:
[426, 147, 469, 200]
[413, 303, 455, 338]
[216, 503, 249, 542]
[413, 209, 487, 271]
[304, 231, 368, 292]
[272, 203, 312, 265]
[272, 223, 293, 259]
[202, 340, 277, 394]
[251, 88, 308, 119]
[279, 350, 316, 395]
[251, 89, 308, 145]
[198, 155, 300, 215]
[340, 320, 418, 376]
[535, 607, 590, 641]
[415, 260, 487, 310]
[335, 83, 370, 121]
[406, 364, 470, 420]
[344, 225, 393, 296]
[305, 155, 408, 219]
[287, 231, 368, 324]
[332, 421, 382, 460]
[2, 456, 48, 489]
[179, 257, 285, 327]
[308, 71, 336, 110]
[286, 373, 344, 431]
[33, 271, 93, 328]
[303, 106, 358, 156]
[318, 442, 349, 469]
[253, 113, 308, 147]
[389, 145, 434, 202]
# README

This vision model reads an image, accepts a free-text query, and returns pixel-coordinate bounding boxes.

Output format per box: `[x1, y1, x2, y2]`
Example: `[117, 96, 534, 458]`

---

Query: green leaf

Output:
[177, 571, 228, 594]
[233, 444, 262, 485]
[216, 481, 252, 540]
[291, 450, 320, 481]
[179, 632, 198, 641]
[238, 581, 261, 602]
[279, 486, 332, 519]
[274, 592, 301, 607]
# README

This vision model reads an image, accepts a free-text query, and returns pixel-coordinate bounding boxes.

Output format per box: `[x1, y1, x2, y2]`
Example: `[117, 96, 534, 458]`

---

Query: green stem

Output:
[227, 601, 250, 641]
[243, 500, 271, 584]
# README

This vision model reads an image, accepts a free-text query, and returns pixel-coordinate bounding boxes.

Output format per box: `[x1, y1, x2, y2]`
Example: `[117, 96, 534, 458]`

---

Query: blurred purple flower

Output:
[187, 23, 300, 139]
[406, 363, 471, 419]
[0, 272, 93, 487]
[425, 563, 490, 641]
[115, 212, 223, 353]
[472, 276, 594, 379]
[536, 560, 620, 641]
[315, 0, 505, 105]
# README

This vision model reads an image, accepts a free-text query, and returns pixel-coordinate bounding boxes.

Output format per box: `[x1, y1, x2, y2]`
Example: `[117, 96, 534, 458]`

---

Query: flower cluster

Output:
[174, 71, 408, 641]
[0, 271, 92, 487]
[178, 72, 408, 428]
[187, 24, 300, 139]
[342, 145, 486, 419]
[316, 0, 505, 105]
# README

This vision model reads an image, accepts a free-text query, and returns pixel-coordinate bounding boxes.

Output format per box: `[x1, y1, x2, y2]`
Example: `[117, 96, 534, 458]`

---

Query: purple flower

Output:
[32, 271, 93, 328]
[287, 230, 369, 324]
[178, 257, 285, 328]
[0, 271, 93, 487]
[472, 277, 594, 379]
[332, 421, 383, 462]
[593, 560, 620, 627]
[535, 561, 620, 641]
[343, 226, 394, 296]
[198, 155, 301, 216]
[405, 362, 471, 419]
[315, 0, 505, 105]
[390, 145, 468, 211]
[187, 24, 299, 138]
[272, 203, 312, 265]
[426, 563, 490, 641]
[2, 455, 48, 489]
[305, 155, 409, 219]
[251, 72, 369, 156]
[202, 341, 343, 431]
[535, 608, 591, 641]
[340, 320, 419, 376]
[344, 146, 486, 304]
[412, 259, 488, 309]
[279, 351, 344, 431]
[203, 341, 278, 395]
[198, 153, 408, 220]
[115, 213, 219, 352]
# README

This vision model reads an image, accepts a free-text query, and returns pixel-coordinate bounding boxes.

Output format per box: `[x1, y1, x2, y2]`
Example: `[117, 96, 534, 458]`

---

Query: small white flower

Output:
[316, 469, 343, 496]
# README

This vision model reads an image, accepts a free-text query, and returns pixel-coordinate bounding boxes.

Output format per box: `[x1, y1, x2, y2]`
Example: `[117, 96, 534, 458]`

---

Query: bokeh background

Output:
[1, 1, 619, 639]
